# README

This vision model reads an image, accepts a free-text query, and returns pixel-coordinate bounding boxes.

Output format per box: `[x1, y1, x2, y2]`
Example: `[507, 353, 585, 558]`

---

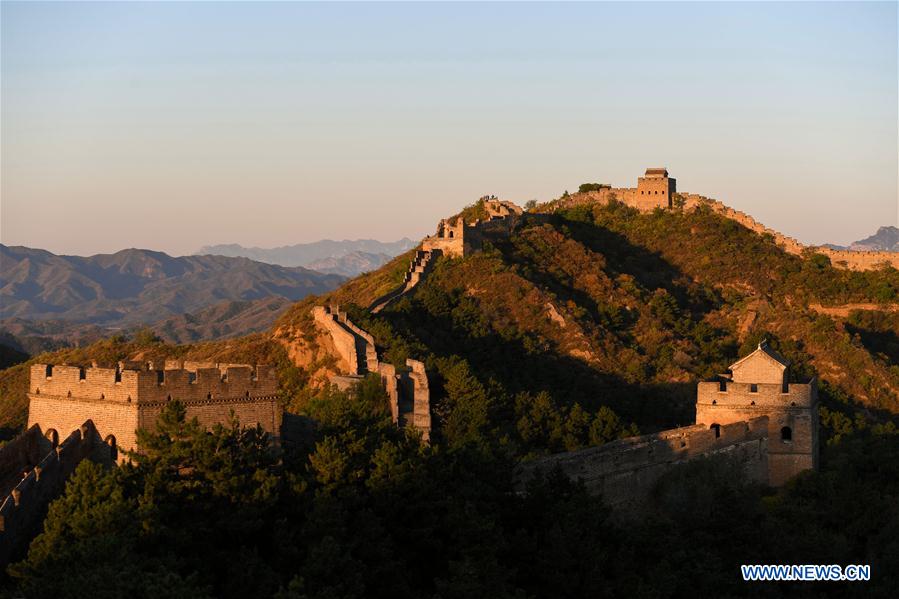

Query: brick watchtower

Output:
[636, 167, 676, 210]
[695, 341, 819, 485]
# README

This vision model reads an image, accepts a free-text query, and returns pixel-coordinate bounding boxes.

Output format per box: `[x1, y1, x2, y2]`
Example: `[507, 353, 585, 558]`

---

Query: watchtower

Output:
[695, 341, 818, 485]
[636, 167, 676, 209]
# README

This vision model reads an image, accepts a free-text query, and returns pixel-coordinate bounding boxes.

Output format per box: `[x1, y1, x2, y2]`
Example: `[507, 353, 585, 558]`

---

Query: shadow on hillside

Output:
[845, 324, 899, 367]
[377, 301, 697, 432]
[552, 215, 720, 313]
[0, 427, 20, 442]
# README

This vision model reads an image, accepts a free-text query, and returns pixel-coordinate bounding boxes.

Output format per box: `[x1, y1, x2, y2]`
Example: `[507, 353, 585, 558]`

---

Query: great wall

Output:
[554, 168, 899, 271]
[519, 417, 770, 507]
[0, 421, 105, 565]
[518, 341, 818, 505]
[0, 168, 868, 563]
[310, 304, 432, 441]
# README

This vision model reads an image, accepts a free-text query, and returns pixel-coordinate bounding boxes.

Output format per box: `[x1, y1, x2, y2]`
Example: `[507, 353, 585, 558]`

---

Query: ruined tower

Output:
[695, 341, 819, 485]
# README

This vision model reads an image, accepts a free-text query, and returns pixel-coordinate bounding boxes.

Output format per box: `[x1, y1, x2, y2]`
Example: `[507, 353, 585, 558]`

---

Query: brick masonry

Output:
[518, 343, 818, 500]
[26, 362, 281, 460]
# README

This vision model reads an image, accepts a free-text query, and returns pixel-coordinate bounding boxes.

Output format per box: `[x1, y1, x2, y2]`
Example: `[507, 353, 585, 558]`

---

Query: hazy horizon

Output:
[2, 1, 897, 256]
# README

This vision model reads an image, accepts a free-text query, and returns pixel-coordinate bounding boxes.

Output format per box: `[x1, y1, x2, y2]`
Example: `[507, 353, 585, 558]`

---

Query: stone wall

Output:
[680, 194, 899, 271]
[312, 305, 378, 374]
[730, 358, 786, 386]
[370, 250, 435, 314]
[554, 176, 899, 272]
[27, 362, 281, 458]
[422, 200, 523, 259]
[403, 360, 432, 441]
[636, 172, 675, 210]
[376, 359, 431, 442]
[518, 416, 769, 507]
[28, 394, 140, 459]
[696, 380, 818, 486]
[29, 363, 278, 405]
[0, 426, 47, 499]
[0, 421, 99, 566]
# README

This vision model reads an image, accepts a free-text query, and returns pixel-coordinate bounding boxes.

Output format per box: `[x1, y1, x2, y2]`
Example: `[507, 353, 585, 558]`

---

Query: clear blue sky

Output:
[2, 1, 896, 256]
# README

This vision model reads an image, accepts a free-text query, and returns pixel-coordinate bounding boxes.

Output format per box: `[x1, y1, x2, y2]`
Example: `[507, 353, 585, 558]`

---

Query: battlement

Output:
[518, 416, 769, 506]
[28, 362, 278, 405]
[422, 199, 523, 259]
[0, 421, 99, 565]
[27, 360, 282, 460]
[374, 359, 431, 441]
[311, 305, 378, 375]
[696, 380, 816, 408]
[554, 170, 899, 272]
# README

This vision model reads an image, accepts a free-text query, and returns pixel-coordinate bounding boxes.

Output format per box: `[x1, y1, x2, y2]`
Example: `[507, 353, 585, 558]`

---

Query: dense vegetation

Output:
[6, 387, 897, 598]
[4, 200, 899, 594]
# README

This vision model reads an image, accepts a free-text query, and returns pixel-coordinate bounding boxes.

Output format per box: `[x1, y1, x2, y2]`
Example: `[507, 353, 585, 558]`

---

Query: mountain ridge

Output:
[196, 238, 416, 272]
[0, 245, 344, 327]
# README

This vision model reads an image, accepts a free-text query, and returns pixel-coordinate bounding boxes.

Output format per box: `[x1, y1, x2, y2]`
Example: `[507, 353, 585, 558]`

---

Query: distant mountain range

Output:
[0, 297, 294, 361]
[0, 245, 343, 328]
[196, 239, 416, 274]
[826, 226, 899, 252]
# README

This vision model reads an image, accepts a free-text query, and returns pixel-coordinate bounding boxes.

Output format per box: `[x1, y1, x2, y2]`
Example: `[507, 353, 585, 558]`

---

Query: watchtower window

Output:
[79, 368, 86, 381]
[448, 230, 454, 238]
[718, 379, 727, 392]
[750, 384, 758, 393]
[780, 426, 792, 442]
[45, 365, 53, 378]
[115, 370, 122, 383]
[710, 423, 721, 438]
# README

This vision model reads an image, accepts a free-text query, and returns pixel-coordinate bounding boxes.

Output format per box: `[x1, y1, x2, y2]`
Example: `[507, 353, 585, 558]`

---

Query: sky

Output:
[1, 1, 897, 257]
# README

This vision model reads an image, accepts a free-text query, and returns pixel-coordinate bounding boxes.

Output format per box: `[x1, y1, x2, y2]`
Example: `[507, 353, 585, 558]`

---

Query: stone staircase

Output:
[369, 250, 435, 314]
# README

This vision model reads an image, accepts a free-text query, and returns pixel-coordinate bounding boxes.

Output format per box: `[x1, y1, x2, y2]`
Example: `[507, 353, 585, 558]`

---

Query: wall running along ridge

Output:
[517, 344, 818, 501]
[311, 306, 431, 440]
[0, 421, 102, 566]
[517, 417, 769, 508]
[552, 169, 898, 272]
[369, 250, 435, 314]
[422, 199, 523, 259]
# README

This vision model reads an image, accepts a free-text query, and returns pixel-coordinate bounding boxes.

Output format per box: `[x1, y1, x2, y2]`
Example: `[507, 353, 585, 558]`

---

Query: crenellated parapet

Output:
[27, 361, 282, 460]
[28, 362, 278, 405]
[313, 304, 432, 441]
[696, 381, 815, 409]
[370, 250, 435, 313]
[311, 305, 378, 374]
[422, 199, 524, 259]
[518, 416, 769, 507]
[555, 169, 898, 272]
[0, 421, 100, 566]
[517, 342, 819, 501]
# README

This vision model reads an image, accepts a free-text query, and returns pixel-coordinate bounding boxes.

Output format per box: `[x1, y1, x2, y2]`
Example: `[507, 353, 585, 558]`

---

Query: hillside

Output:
[274, 200, 899, 452]
[0, 246, 344, 325]
[4, 196, 899, 597]
[4, 200, 899, 450]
